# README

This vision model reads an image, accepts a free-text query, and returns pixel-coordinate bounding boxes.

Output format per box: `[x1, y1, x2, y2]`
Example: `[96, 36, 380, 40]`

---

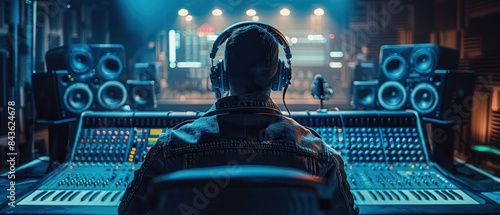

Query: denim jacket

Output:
[118, 94, 359, 215]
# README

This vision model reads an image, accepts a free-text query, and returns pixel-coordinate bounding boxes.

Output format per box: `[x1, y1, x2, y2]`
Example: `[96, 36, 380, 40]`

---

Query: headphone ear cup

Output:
[271, 59, 284, 91]
[210, 59, 229, 92]
[218, 60, 229, 92]
[210, 64, 220, 91]
[272, 59, 291, 91]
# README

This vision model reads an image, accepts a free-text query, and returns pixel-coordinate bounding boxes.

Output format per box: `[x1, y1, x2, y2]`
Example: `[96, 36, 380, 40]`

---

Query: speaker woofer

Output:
[411, 48, 436, 74]
[97, 53, 123, 80]
[382, 55, 407, 80]
[97, 81, 127, 109]
[63, 83, 93, 113]
[357, 88, 375, 106]
[67, 48, 94, 80]
[377, 81, 407, 110]
[410, 83, 439, 114]
[132, 85, 152, 105]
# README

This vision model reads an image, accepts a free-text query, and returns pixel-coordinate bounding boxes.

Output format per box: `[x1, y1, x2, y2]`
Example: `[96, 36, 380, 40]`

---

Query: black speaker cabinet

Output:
[33, 70, 94, 120]
[45, 44, 129, 112]
[45, 44, 127, 82]
[127, 80, 157, 110]
[410, 70, 475, 121]
[377, 44, 459, 111]
[132, 62, 161, 95]
[352, 80, 378, 108]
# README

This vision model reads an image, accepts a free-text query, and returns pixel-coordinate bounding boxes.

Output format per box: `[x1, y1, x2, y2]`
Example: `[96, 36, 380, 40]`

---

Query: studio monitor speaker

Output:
[45, 44, 127, 82]
[409, 70, 475, 121]
[127, 80, 157, 110]
[132, 62, 161, 95]
[43, 44, 129, 115]
[352, 80, 378, 108]
[377, 44, 459, 112]
[33, 70, 94, 120]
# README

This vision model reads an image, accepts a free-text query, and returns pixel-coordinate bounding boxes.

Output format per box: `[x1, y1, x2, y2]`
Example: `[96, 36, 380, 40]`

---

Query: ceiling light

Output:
[246, 9, 257, 16]
[178, 9, 188, 16]
[212, 9, 222, 16]
[280, 8, 290, 16]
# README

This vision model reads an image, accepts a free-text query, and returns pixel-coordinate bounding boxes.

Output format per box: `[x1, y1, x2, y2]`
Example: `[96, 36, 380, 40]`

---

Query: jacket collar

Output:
[204, 94, 282, 116]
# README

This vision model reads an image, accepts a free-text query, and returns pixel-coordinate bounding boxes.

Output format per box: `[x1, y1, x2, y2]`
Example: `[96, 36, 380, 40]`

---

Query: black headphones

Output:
[209, 21, 293, 98]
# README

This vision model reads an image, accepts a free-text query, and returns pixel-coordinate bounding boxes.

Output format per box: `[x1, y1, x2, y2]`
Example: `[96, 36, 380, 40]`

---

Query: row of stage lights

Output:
[177, 8, 325, 21]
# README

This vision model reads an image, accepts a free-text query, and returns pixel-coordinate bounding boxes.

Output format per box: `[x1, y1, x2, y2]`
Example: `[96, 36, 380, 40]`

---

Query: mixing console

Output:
[2, 110, 499, 214]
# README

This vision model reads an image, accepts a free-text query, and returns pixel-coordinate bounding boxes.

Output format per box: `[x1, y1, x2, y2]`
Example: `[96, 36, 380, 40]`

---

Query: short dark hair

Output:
[224, 25, 279, 95]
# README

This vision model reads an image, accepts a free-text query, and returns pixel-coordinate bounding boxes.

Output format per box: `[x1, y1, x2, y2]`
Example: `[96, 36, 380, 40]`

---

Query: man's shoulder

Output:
[156, 116, 218, 146]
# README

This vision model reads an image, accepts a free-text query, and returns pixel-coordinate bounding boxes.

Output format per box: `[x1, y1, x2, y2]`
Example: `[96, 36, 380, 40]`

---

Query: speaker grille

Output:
[377, 81, 407, 110]
[126, 80, 157, 110]
[382, 55, 407, 80]
[97, 53, 124, 80]
[97, 81, 127, 110]
[410, 83, 439, 114]
[67, 46, 94, 80]
[411, 48, 436, 74]
[63, 83, 93, 113]
[352, 80, 378, 108]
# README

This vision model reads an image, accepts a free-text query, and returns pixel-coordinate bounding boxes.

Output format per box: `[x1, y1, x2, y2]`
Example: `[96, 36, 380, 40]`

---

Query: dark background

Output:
[1, 0, 500, 175]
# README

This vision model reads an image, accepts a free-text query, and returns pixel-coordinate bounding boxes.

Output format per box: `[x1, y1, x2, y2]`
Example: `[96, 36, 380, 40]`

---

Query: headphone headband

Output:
[209, 21, 292, 60]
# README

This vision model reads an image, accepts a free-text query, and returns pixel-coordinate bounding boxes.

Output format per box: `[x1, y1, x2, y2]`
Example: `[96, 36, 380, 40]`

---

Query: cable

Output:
[282, 85, 291, 117]
[333, 107, 346, 134]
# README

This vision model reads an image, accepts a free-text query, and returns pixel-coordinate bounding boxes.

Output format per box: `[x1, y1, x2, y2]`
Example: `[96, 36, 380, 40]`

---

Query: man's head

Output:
[361, 44, 370, 55]
[224, 25, 279, 96]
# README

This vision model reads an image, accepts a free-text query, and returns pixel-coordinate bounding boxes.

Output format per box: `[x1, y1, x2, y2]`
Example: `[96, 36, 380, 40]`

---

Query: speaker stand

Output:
[37, 118, 76, 173]
[425, 118, 468, 174]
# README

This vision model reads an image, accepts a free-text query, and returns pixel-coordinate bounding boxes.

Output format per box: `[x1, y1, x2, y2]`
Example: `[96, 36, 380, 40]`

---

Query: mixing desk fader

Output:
[2, 110, 499, 215]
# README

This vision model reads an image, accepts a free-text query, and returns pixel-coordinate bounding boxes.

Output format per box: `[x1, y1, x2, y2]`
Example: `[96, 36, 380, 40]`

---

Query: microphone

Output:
[311, 74, 333, 101]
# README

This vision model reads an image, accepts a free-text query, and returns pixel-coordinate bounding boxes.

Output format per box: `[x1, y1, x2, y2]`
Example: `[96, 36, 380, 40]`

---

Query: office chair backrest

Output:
[149, 165, 332, 215]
